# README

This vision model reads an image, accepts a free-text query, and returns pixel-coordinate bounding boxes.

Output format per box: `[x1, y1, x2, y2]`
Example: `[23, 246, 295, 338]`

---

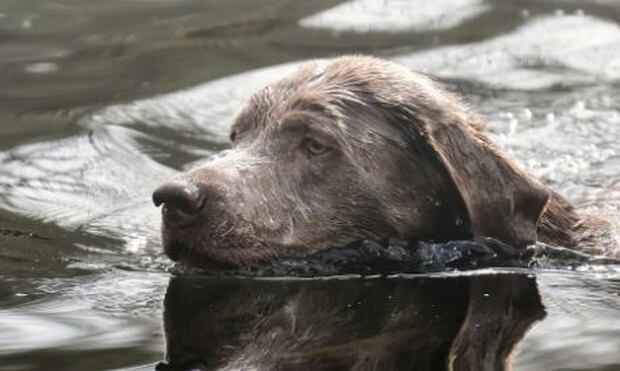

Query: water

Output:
[0, 0, 619, 370]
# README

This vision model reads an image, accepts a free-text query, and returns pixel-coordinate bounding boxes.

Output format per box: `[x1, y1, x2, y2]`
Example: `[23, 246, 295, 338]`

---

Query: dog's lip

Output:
[162, 236, 270, 269]
[164, 240, 187, 261]
[164, 240, 232, 268]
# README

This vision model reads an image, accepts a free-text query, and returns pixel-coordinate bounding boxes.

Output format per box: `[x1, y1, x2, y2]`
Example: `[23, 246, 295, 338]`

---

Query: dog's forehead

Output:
[236, 59, 381, 126]
[233, 56, 459, 139]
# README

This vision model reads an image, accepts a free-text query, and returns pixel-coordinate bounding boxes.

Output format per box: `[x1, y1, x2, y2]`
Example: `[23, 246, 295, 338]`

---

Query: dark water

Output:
[0, 0, 619, 370]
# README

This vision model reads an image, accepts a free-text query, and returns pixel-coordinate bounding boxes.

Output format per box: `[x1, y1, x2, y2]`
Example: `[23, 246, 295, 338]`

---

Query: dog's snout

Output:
[152, 181, 205, 226]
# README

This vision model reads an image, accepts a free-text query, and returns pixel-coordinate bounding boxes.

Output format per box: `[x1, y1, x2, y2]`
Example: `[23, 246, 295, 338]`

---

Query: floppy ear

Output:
[426, 119, 550, 248]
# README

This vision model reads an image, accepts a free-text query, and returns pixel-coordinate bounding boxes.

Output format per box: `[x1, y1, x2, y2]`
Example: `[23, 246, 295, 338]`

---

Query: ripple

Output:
[0, 125, 174, 249]
[396, 15, 620, 90]
[83, 62, 300, 143]
[299, 0, 490, 33]
[515, 271, 620, 370]
[0, 272, 166, 355]
[24, 61, 59, 74]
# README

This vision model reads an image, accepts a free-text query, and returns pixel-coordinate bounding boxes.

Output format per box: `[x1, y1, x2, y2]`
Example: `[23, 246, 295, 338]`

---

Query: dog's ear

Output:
[425, 119, 550, 248]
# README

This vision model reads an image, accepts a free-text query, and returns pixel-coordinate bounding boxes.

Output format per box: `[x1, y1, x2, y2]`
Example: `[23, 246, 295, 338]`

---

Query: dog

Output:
[152, 56, 617, 269]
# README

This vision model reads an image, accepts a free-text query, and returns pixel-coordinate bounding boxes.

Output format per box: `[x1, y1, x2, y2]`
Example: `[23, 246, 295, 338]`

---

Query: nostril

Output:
[152, 181, 205, 213]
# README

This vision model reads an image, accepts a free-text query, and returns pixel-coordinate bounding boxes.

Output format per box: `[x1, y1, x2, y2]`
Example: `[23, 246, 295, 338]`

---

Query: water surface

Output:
[0, 0, 619, 370]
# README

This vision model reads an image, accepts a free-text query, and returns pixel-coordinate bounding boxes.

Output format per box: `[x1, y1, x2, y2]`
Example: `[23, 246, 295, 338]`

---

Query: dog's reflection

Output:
[158, 274, 545, 371]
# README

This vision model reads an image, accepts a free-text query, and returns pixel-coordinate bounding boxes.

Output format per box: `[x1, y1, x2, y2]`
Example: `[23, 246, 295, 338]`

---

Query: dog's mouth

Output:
[165, 242, 240, 271]
[161, 228, 283, 270]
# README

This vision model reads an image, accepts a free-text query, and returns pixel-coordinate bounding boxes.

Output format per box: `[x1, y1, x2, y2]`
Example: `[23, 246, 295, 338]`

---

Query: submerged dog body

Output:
[152, 56, 617, 268]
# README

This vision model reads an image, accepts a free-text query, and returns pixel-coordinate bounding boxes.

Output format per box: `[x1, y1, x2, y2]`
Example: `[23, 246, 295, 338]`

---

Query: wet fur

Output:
[158, 56, 618, 268]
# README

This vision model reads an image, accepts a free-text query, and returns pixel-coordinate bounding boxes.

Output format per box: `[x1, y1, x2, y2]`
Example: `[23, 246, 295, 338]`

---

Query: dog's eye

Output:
[302, 138, 329, 156]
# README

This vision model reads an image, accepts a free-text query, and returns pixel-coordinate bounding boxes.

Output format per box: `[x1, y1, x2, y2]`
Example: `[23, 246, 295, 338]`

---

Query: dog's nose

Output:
[152, 181, 205, 226]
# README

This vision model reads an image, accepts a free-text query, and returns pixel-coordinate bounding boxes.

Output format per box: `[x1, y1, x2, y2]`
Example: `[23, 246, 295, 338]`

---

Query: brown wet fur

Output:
[155, 55, 618, 268]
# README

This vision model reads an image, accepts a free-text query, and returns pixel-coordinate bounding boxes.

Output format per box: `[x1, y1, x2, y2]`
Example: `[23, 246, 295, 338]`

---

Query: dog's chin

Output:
[162, 236, 281, 271]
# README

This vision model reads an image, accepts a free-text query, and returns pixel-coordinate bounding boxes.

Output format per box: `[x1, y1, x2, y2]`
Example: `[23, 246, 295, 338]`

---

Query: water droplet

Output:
[517, 108, 533, 121]
[508, 118, 518, 135]
[572, 100, 586, 112]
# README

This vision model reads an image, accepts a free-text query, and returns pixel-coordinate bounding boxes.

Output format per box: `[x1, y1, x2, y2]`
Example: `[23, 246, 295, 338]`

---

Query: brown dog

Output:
[152, 56, 616, 268]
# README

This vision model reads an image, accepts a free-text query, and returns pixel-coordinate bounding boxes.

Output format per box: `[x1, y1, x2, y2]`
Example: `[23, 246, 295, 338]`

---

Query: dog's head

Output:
[152, 56, 550, 268]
